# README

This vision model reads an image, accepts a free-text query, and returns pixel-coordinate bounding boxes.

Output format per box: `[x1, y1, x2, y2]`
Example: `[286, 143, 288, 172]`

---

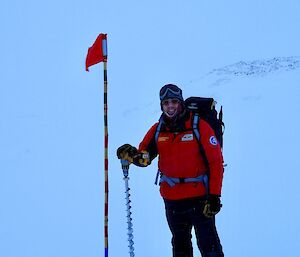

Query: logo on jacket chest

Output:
[158, 136, 170, 142]
[181, 133, 194, 141]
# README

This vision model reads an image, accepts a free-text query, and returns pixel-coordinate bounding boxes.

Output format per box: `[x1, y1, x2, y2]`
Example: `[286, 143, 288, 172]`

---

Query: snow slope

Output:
[110, 56, 300, 257]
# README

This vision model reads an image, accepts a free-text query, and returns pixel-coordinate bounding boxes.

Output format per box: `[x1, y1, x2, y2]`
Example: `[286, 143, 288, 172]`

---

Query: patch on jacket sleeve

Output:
[209, 136, 218, 145]
[181, 133, 194, 141]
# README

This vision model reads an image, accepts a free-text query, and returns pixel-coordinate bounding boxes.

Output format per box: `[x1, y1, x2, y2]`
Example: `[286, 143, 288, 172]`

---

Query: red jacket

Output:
[139, 112, 224, 200]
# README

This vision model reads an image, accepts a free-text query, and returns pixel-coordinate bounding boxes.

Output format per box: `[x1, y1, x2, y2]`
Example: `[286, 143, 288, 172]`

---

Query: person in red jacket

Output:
[117, 84, 224, 257]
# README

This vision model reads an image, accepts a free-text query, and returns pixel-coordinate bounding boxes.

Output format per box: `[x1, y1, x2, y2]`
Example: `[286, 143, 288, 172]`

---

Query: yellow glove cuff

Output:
[138, 151, 150, 167]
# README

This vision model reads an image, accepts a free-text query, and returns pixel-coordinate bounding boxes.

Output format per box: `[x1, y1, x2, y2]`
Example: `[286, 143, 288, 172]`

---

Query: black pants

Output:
[164, 197, 224, 257]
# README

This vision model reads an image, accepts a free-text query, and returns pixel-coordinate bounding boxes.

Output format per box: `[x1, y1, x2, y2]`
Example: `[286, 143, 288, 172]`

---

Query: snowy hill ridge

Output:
[125, 56, 300, 114]
[208, 56, 300, 77]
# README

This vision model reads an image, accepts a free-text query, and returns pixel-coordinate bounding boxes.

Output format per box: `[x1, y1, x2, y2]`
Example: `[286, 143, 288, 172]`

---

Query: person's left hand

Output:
[203, 194, 222, 218]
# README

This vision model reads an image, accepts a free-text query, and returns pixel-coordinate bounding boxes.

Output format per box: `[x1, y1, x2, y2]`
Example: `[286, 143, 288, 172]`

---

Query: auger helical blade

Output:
[121, 160, 135, 257]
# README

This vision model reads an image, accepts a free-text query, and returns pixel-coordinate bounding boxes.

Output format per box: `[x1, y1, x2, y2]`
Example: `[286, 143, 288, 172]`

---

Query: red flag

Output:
[86, 34, 107, 71]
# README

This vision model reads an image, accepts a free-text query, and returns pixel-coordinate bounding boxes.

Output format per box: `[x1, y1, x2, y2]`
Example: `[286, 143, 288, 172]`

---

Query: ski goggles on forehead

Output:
[159, 86, 182, 101]
[161, 98, 180, 106]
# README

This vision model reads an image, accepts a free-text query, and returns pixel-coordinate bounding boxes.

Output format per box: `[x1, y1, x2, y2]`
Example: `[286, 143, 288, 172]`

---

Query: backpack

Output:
[184, 96, 224, 149]
[154, 96, 224, 162]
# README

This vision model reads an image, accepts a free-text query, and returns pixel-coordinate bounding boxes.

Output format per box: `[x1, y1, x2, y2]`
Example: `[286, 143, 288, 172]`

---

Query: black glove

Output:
[116, 144, 139, 163]
[203, 195, 222, 218]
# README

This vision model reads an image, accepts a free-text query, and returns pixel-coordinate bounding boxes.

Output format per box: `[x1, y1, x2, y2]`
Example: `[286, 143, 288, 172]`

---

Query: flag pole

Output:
[101, 39, 109, 257]
[103, 59, 109, 257]
[85, 33, 109, 257]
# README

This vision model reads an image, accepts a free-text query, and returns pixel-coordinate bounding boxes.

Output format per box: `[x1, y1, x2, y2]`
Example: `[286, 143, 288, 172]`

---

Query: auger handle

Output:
[121, 159, 130, 177]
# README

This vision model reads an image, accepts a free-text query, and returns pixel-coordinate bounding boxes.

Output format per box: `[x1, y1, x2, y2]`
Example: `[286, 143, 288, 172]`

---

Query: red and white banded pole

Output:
[103, 49, 109, 257]
[85, 33, 109, 257]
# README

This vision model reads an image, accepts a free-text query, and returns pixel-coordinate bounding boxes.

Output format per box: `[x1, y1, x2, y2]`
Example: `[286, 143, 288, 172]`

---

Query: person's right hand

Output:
[116, 144, 139, 163]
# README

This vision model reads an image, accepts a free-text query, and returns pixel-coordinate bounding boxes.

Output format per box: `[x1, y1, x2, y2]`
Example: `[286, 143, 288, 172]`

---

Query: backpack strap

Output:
[192, 113, 210, 194]
[192, 113, 200, 141]
[192, 113, 208, 165]
[154, 115, 164, 143]
[157, 171, 209, 194]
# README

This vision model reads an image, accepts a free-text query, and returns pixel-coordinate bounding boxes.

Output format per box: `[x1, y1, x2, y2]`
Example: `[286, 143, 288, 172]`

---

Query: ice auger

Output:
[121, 159, 135, 257]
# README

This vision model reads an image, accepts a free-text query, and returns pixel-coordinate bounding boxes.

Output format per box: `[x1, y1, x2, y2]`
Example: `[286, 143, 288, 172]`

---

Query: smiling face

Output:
[161, 98, 182, 119]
